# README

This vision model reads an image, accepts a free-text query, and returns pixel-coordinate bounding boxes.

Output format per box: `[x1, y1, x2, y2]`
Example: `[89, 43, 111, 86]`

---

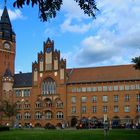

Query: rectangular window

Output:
[114, 106, 119, 112]
[125, 85, 130, 91]
[114, 95, 119, 102]
[136, 94, 140, 101]
[98, 86, 102, 92]
[92, 87, 97, 92]
[130, 85, 135, 90]
[103, 86, 108, 91]
[103, 106, 108, 113]
[81, 106, 86, 113]
[81, 96, 87, 103]
[71, 96, 76, 104]
[108, 86, 113, 91]
[15, 90, 22, 97]
[72, 87, 76, 93]
[136, 84, 140, 89]
[77, 87, 82, 92]
[125, 94, 130, 102]
[114, 85, 118, 91]
[87, 87, 92, 92]
[71, 106, 76, 114]
[119, 85, 124, 91]
[92, 106, 97, 113]
[102, 95, 108, 102]
[92, 96, 97, 102]
[82, 87, 86, 92]
[124, 105, 130, 112]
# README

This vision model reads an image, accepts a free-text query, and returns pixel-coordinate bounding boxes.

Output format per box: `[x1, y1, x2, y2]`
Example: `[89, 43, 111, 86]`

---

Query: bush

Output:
[44, 123, 56, 129]
[0, 126, 10, 131]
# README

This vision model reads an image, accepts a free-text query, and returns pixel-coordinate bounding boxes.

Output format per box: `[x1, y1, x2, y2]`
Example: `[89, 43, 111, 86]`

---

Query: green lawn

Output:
[0, 129, 140, 140]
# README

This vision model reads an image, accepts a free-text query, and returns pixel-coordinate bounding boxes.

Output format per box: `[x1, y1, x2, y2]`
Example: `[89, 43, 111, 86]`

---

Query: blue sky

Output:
[0, 0, 140, 73]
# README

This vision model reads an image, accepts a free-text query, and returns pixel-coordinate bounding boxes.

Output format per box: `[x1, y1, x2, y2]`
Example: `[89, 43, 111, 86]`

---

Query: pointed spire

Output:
[4, 0, 7, 7]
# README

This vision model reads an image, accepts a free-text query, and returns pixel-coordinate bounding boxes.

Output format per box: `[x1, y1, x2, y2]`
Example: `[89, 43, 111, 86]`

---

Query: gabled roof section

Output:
[13, 72, 32, 88]
[66, 64, 140, 84]
[3, 67, 13, 78]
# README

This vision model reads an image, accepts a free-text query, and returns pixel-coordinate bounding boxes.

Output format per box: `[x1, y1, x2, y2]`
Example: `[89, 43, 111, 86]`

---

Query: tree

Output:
[13, 0, 98, 22]
[132, 56, 140, 70]
[0, 100, 17, 126]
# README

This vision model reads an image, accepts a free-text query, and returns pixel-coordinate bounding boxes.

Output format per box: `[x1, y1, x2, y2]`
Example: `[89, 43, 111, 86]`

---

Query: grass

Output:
[0, 129, 140, 140]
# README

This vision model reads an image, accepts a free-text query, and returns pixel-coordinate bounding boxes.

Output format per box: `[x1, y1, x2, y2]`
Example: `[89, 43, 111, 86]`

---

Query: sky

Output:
[0, 0, 140, 73]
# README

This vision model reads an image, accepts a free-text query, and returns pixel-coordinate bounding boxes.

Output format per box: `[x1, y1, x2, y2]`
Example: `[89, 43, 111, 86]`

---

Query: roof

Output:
[3, 67, 13, 78]
[13, 73, 32, 88]
[66, 64, 140, 84]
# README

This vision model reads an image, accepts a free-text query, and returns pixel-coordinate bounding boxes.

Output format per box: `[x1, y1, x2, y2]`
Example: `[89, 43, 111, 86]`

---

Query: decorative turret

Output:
[0, 6, 15, 42]
[2, 67, 14, 92]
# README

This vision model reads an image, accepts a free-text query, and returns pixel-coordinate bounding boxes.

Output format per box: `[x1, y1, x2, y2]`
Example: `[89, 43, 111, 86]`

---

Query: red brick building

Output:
[0, 6, 140, 128]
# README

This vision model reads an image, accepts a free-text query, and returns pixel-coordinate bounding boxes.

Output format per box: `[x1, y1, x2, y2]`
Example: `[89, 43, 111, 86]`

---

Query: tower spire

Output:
[4, 0, 7, 7]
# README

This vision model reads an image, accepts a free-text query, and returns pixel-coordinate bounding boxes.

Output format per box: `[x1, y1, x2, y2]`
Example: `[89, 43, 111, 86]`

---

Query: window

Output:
[56, 111, 63, 119]
[82, 87, 86, 92]
[71, 106, 76, 114]
[114, 95, 119, 102]
[124, 105, 130, 112]
[24, 101, 30, 109]
[136, 105, 140, 112]
[108, 86, 113, 91]
[72, 87, 76, 93]
[92, 96, 97, 102]
[92, 87, 97, 92]
[98, 86, 102, 92]
[24, 89, 30, 97]
[130, 85, 135, 90]
[41, 78, 56, 95]
[125, 85, 130, 91]
[56, 100, 63, 108]
[102, 95, 108, 102]
[71, 96, 76, 104]
[103, 106, 108, 113]
[24, 112, 31, 119]
[87, 87, 92, 92]
[114, 85, 118, 91]
[81, 96, 87, 103]
[15, 90, 22, 97]
[16, 102, 22, 109]
[119, 85, 124, 91]
[103, 86, 108, 91]
[114, 106, 119, 112]
[77, 87, 82, 92]
[92, 106, 97, 113]
[125, 94, 130, 102]
[45, 111, 52, 119]
[136, 94, 140, 101]
[136, 84, 140, 89]
[35, 112, 42, 119]
[45, 99, 52, 107]
[16, 113, 22, 120]
[35, 101, 42, 108]
[81, 106, 86, 113]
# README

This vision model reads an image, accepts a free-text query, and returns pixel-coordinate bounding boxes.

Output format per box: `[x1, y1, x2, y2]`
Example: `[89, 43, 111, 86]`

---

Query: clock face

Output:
[4, 42, 10, 50]
[46, 47, 52, 53]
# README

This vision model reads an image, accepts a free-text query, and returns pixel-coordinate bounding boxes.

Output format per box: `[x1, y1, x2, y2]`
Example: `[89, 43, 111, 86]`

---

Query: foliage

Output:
[0, 100, 17, 119]
[132, 56, 140, 70]
[13, 0, 98, 22]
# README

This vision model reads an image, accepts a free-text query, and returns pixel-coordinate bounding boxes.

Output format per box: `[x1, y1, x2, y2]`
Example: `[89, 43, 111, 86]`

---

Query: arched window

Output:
[16, 113, 22, 120]
[44, 98, 52, 107]
[41, 78, 56, 95]
[35, 111, 42, 119]
[55, 99, 63, 108]
[45, 111, 52, 119]
[56, 111, 63, 119]
[35, 100, 42, 108]
[24, 112, 31, 119]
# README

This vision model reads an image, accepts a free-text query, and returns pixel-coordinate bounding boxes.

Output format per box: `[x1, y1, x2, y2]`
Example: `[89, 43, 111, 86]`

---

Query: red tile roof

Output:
[66, 64, 140, 84]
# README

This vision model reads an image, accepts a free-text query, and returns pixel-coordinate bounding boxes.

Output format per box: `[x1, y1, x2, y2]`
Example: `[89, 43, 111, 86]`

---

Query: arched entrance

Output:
[71, 117, 78, 127]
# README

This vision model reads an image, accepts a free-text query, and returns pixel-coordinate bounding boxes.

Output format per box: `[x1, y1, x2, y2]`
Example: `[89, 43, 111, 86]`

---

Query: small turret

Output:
[2, 67, 14, 92]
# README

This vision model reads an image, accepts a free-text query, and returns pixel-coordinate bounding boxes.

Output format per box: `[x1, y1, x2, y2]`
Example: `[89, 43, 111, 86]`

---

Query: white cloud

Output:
[0, 8, 23, 20]
[65, 0, 140, 67]
[60, 18, 91, 33]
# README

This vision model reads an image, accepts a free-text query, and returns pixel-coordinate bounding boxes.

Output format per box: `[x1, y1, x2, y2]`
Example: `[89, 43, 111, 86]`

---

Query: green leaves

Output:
[132, 56, 140, 70]
[13, 0, 98, 22]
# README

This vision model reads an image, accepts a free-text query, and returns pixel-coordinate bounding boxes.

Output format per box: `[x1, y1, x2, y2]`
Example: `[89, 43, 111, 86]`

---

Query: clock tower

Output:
[0, 5, 16, 100]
